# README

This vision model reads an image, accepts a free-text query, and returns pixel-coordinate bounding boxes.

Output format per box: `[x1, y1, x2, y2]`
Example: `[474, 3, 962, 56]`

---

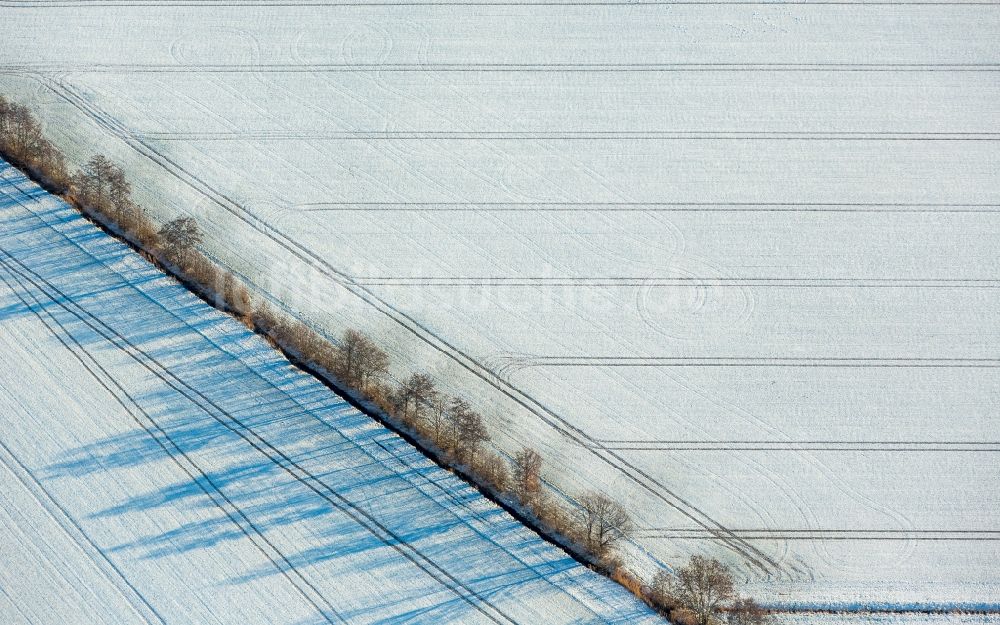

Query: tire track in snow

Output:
[0, 230, 349, 625]
[294, 202, 1000, 212]
[4, 172, 612, 624]
[349, 277, 1000, 288]
[500, 356, 1000, 368]
[7, 40, 616, 611]
[135, 130, 1000, 141]
[0, 438, 167, 625]
[42, 75, 785, 576]
[0, 238, 523, 625]
[7, 63, 1000, 73]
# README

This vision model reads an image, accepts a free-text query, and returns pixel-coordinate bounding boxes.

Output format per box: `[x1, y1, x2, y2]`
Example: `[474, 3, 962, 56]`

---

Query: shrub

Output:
[475, 452, 509, 492]
[726, 598, 771, 625]
[649, 569, 680, 612]
[669, 608, 700, 625]
[368, 382, 397, 417]
[511, 447, 543, 507]
[535, 498, 583, 549]
[221, 272, 252, 322]
[611, 565, 646, 599]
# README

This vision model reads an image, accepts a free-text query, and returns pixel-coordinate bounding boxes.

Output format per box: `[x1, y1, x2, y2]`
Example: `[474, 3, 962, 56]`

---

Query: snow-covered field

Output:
[0, 161, 660, 624]
[1, 3, 999, 618]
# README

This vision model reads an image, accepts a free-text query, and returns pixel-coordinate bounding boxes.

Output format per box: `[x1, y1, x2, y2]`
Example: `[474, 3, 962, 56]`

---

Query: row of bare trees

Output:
[329, 328, 773, 625]
[72, 154, 167, 249]
[0, 94, 70, 191]
[1, 96, 201, 267]
[2, 95, 773, 625]
[225, 295, 641, 567]
[321, 332, 640, 560]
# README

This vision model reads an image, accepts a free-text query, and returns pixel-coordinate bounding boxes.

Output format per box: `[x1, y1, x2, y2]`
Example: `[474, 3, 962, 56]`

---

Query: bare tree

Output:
[39, 142, 69, 189]
[107, 167, 139, 222]
[578, 492, 634, 557]
[426, 392, 448, 447]
[335, 328, 361, 382]
[0, 99, 70, 190]
[219, 271, 251, 319]
[664, 556, 736, 625]
[476, 452, 510, 492]
[72, 155, 118, 212]
[511, 447, 543, 506]
[726, 598, 770, 625]
[0, 95, 10, 138]
[335, 329, 388, 391]
[0, 96, 19, 153]
[447, 398, 490, 464]
[158, 216, 203, 257]
[90, 155, 117, 208]
[649, 569, 678, 610]
[442, 396, 468, 451]
[396, 372, 437, 425]
[3, 102, 43, 157]
[355, 338, 388, 392]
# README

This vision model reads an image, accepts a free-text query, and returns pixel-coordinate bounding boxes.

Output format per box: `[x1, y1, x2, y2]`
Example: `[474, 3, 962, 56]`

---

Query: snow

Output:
[1, 3, 999, 619]
[779, 615, 1000, 625]
[0, 161, 659, 624]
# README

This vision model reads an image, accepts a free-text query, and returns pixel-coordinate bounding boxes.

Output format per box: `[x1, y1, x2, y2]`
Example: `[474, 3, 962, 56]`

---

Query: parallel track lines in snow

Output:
[0, 176, 352, 621]
[500, 356, 1000, 368]
[2, 179, 605, 623]
[0, 236, 522, 625]
[593, 441, 1000, 452]
[0, 256, 347, 625]
[350, 277, 1000, 288]
[296, 202, 1000, 213]
[137, 131, 1000, 141]
[7, 63, 1000, 73]
[45, 77, 785, 577]
[638, 529, 1000, 540]
[0, 439, 167, 625]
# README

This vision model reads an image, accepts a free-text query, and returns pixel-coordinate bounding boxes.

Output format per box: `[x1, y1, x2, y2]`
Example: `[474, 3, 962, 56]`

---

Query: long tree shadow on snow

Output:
[39, 383, 573, 623]
[2, 169, 589, 624]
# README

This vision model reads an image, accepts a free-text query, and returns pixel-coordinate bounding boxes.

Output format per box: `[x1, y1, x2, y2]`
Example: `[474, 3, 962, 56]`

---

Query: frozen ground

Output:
[1, 2, 998, 618]
[0, 160, 660, 624]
